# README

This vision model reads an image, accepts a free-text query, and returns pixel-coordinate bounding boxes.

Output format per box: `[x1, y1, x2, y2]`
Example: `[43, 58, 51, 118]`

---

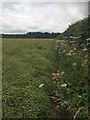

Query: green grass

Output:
[2, 38, 88, 119]
[2, 38, 57, 118]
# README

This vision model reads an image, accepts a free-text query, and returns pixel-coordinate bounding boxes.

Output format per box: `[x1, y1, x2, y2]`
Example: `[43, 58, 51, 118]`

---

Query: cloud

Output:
[0, 2, 88, 34]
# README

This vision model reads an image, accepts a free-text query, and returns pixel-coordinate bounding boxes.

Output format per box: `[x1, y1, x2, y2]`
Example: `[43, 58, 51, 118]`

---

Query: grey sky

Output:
[0, 1, 88, 34]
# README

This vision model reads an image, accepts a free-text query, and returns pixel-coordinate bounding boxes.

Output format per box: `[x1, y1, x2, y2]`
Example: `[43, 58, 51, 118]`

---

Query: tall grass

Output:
[2, 38, 88, 119]
[2, 38, 57, 118]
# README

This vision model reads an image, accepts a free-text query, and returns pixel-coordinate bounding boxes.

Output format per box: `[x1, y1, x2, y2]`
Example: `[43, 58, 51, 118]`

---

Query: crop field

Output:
[2, 38, 88, 119]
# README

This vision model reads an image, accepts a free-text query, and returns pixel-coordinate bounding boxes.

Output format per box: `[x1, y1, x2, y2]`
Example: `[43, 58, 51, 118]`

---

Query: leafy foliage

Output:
[51, 39, 88, 119]
[56, 17, 89, 45]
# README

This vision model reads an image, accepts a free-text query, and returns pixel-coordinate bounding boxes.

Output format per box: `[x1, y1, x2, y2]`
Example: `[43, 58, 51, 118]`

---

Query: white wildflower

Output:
[83, 48, 88, 51]
[52, 73, 56, 76]
[85, 55, 88, 58]
[86, 38, 90, 41]
[78, 95, 82, 98]
[61, 71, 64, 76]
[87, 43, 90, 45]
[61, 83, 67, 87]
[73, 48, 76, 51]
[69, 41, 75, 43]
[73, 63, 77, 66]
[56, 40, 61, 42]
[84, 59, 88, 62]
[60, 43, 64, 45]
[55, 48, 57, 50]
[81, 60, 88, 66]
[69, 50, 74, 53]
[81, 62, 84, 67]
[68, 83, 71, 86]
[39, 84, 44, 88]
[56, 73, 60, 76]
[63, 50, 66, 53]
[66, 53, 72, 56]
[80, 44, 83, 47]
[56, 71, 60, 76]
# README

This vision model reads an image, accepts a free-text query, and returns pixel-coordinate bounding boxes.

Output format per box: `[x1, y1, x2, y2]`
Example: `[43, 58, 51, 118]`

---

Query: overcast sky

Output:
[0, 2, 88, 34]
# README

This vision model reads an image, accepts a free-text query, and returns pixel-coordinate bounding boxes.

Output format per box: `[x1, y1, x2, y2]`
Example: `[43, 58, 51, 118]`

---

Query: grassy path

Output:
[2, 38, 58, 118]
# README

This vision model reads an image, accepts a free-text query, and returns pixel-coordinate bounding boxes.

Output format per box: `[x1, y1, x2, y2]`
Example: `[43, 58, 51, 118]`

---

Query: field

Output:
[2, 38, 88, 119]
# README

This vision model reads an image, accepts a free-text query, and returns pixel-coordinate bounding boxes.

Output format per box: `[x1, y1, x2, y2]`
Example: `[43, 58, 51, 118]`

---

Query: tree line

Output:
[1, 32, 60, 38]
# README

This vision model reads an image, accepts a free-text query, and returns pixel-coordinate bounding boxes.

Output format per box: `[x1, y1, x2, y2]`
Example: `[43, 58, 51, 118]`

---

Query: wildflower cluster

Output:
[53, 39, 88, 118]
[52, 71, 60, 83]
